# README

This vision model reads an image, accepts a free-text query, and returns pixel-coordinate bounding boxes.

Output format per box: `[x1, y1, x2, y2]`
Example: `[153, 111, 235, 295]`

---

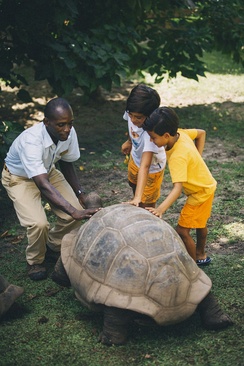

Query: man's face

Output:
[128, 112, 147, 128]
[44, 107, 74, 143]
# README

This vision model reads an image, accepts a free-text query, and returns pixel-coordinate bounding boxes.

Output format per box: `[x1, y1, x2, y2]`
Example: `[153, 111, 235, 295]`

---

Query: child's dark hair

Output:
[143, 107, 179, 136]
[126, 84, 160, 117]
[44, 97, 72, 119]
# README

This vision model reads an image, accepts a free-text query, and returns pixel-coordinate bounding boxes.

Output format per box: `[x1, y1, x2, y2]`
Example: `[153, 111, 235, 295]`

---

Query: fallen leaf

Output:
[11, 237, 23, 244]
[0, 231, 9, 238]
[27, 294, 38, 301]
[124, 155, 129, 164]
[45, 288, 60, 297]
[44, 203, 51, 211]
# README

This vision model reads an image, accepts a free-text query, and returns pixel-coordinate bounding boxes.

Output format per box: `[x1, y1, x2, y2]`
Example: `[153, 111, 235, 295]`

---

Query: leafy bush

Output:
[0, 120, 24, 167]
[0, 0, 243, 99]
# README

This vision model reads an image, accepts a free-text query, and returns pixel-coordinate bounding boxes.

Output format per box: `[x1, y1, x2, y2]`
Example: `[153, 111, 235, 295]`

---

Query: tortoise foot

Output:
[0, 283, 24, 317]
[99, 306, 134, 346]
[198, 292, 234, 330]
[98, 331, 126, 346]
[51, 257, 71, 288]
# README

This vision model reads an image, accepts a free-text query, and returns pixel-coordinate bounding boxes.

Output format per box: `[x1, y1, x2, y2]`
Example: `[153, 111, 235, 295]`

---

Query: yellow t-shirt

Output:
[166, 129, 217, 205]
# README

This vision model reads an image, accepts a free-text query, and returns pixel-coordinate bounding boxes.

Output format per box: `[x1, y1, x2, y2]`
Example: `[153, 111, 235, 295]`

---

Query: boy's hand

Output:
[121, 140, 132, 155]
[145, 207, 163, 218]
[123, 198, 141, 207]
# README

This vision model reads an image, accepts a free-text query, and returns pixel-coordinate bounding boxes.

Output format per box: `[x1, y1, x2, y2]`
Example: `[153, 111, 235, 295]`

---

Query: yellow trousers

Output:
[1, 168, 82, 265]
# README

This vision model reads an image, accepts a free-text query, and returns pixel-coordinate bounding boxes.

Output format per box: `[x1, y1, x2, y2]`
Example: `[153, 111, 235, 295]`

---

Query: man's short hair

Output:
[44, 97, 72, 120]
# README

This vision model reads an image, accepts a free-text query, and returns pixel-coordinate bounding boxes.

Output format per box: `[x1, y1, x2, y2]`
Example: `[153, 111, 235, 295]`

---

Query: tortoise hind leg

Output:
[197, 292, 233, 330]
[51, 257, 71, 288]
[99, 306, 134, 346]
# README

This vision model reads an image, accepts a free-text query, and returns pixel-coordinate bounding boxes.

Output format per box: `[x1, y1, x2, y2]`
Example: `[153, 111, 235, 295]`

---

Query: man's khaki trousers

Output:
[1, 167, 82, 265]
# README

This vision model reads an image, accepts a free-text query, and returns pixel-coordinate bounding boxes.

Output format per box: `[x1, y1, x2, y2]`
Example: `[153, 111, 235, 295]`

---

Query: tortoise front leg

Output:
[0, 283, 24, 317]
[99, 306, 134, 345]
[197, 292, 233, 330]
[0, 274, 10, 292]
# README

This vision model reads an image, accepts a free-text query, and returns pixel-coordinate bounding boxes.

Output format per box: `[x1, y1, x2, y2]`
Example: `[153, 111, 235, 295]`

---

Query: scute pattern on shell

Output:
[61, 204, 212, 325]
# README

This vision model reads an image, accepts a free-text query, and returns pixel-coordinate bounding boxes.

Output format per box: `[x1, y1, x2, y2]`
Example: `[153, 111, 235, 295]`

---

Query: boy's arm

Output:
[195, 129, 206, 156]
[127, 151, 153, 206]
[146, 182, 182, 218]
[121, 139, 132, 155]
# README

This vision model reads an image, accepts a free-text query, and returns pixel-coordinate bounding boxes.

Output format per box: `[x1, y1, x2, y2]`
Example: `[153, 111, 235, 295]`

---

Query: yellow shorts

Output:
[178, 193, 215, 229]
[128, 157, 164, 204]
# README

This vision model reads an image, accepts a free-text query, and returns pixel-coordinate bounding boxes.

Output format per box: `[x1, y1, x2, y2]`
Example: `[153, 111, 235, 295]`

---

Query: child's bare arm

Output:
[126, 151, 153, 207]
[195, 129, 206, 155]
[146, 182, 182, 218]
[121, 139, 132, 155]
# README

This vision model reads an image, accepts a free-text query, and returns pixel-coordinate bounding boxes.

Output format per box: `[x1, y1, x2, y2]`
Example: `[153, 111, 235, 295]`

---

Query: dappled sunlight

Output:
[0, 74, 55, 127]
[223, 222, 244, 241]
[0, 83, 17, 93]
[210, 222, 244, 254]
[144, 72, 244, 107]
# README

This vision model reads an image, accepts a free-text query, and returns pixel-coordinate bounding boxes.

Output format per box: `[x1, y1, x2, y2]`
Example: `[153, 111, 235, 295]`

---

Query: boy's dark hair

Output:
[44, 97, 72, 120]
[143, 107, 179, 136]
[126, 84, 160, 117]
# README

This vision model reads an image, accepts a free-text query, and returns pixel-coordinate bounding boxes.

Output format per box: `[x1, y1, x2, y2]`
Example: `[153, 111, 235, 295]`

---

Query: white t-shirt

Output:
[123, 112, 166, 173]
[5, 122, 80, 178]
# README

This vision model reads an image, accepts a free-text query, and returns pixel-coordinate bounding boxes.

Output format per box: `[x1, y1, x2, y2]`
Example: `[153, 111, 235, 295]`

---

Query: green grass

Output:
[0, 51, 244, 366]
[202, 51, 244, 75]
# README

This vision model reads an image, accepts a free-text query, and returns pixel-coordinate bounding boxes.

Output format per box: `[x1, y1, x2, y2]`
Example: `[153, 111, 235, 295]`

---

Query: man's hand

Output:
[71, 207, 101, 220]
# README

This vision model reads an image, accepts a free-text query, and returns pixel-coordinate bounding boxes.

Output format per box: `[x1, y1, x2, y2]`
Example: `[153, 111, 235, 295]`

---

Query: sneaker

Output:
[196, 256, 212, 266]
[27, 264, 47, 281]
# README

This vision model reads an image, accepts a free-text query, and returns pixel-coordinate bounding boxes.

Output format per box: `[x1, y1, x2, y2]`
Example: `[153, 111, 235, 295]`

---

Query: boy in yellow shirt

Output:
[143, 107, 217, 265]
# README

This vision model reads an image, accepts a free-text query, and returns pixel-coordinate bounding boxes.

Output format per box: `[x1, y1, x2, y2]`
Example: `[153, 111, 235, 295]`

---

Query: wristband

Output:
[76, 189, 86, 197]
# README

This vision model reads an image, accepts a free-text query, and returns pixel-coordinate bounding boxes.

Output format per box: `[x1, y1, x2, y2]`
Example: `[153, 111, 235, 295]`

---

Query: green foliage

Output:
[197, 0, 244, 64]
[0, 0, 243, 99]
[0, 47, 243, 366]
[0, 120, 24, 166]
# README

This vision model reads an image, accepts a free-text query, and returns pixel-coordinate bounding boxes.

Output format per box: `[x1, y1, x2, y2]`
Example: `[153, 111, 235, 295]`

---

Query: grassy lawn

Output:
[0, 51, 243, 366]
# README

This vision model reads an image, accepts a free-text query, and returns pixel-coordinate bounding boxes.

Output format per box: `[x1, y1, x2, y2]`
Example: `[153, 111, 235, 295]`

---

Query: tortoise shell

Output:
[61, 204, 211, 325]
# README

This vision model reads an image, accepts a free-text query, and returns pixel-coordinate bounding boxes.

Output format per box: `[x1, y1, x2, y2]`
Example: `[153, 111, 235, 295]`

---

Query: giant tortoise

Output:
[52, 203, 233, 345]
